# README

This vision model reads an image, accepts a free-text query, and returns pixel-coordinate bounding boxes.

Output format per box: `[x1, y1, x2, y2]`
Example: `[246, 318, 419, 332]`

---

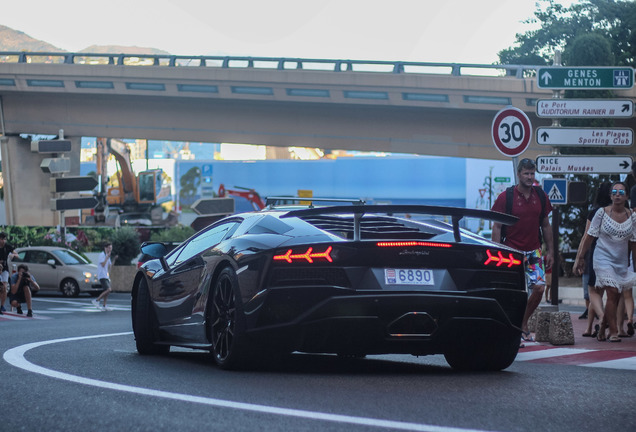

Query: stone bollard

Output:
[535, 311, 552, 342]
[549, 311, 575, 345]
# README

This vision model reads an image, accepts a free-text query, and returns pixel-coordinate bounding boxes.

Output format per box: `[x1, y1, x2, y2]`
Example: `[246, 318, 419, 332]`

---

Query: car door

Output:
[151, 220, 240, 342]
[21, 250, 59, 291]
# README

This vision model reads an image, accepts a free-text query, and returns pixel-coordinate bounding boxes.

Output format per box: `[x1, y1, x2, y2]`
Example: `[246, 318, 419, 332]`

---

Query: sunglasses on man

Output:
[611, 189, 626, 196]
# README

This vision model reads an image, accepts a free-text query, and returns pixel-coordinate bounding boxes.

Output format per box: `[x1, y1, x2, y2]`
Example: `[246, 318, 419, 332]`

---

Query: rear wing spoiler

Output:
[281, 204, 517, 242]
[265, 196, 366, 207]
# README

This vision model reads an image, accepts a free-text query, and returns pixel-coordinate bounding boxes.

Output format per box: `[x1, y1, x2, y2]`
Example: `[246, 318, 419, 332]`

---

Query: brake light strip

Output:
[376, 241, 452, 248]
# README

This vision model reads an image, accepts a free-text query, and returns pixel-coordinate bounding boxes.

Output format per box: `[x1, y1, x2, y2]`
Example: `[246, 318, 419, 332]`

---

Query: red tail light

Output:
[376, 241, 452, 248]
[273, 246, 333, 263]
[484, 250, 522, 268]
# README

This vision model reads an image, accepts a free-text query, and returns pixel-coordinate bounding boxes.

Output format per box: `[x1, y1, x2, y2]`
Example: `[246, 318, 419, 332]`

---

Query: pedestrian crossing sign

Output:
[542, 178, 567, 205]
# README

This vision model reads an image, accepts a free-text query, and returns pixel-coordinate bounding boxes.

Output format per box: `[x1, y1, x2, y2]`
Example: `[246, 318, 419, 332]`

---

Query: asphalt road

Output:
[1, 293, 635, 432]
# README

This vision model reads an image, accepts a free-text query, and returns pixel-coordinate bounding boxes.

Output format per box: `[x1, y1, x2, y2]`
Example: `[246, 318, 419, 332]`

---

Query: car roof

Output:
[15, 246, 73, 252]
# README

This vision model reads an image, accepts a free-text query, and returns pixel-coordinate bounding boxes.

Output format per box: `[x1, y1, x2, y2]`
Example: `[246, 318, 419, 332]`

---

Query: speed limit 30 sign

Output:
[491, 107, 532, 157]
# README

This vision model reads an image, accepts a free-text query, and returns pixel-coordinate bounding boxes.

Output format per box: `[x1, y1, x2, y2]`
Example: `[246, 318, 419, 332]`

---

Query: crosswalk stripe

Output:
[581, 356, 636, 370]
[1, 303, 130, 320]
[0, 313, 50, 320]
[516, 347, 592, 361]
[515, 345, 636, 370]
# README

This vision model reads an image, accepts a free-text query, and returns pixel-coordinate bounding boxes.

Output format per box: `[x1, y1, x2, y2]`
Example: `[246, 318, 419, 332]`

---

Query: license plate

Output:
[384, 268, 434, 286]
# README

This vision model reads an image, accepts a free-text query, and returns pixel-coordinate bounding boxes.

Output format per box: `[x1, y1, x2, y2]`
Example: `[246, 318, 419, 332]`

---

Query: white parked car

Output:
[9, 246, 102, 297]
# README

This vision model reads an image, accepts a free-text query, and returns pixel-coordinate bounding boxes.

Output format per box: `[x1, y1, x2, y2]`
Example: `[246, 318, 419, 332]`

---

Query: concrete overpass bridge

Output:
[0, 51, 635, 225]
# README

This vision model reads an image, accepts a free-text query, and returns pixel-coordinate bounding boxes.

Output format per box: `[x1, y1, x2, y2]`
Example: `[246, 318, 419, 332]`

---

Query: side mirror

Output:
[140, 242, 168, 258]
[140, 242, 170, 272]
[47, 259, 57, 268]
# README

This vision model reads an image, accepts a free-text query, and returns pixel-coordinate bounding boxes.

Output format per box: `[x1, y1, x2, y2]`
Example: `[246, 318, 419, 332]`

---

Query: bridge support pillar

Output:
[0, 134, 82, 226]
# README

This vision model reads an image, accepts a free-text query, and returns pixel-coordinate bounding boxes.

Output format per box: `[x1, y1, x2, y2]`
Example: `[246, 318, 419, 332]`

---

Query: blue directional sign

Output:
[542, 178, 567, 205]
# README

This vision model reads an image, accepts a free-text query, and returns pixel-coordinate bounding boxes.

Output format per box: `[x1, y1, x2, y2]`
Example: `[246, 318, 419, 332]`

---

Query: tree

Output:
[179, 166, 202, 207]
[499, 0, 636, 67]
[564, 33, 614, 66]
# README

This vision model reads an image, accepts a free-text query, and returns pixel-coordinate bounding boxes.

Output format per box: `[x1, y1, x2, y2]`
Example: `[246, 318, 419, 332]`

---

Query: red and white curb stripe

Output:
[516, 344, 636, 370]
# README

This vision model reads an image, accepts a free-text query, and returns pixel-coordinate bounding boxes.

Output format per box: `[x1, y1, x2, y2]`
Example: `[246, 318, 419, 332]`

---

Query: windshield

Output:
[51, 249, 90, 265]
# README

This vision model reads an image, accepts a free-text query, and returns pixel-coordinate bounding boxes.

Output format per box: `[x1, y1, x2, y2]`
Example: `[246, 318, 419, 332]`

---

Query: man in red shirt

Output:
[491, 158, 554, 341]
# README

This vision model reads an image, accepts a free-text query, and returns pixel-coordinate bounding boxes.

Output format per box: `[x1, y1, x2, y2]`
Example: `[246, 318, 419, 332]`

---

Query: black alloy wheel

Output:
[208, 267, 248, 369]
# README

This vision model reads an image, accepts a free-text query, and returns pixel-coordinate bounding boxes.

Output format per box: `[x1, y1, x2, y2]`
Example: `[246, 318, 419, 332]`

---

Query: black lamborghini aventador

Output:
[131, 200, 526, 371]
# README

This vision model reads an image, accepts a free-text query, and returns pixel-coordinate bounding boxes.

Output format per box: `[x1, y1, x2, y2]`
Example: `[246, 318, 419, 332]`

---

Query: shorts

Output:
[99, 278, 111, 292]
[0, 270, 9, 284]
[524, 249, 546, 293]
[9, 286, 26, 304]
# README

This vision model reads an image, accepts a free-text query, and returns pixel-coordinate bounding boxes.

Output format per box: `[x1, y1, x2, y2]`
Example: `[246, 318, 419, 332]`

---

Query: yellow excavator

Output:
[84, 138, 173, 226]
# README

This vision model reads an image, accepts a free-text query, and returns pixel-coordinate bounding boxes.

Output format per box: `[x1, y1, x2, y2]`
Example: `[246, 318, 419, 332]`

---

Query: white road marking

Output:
[0, 313, 49, 320]
[581, 356, 636, 370]
[3, 332, 501, 432]
[28, 311, 70, 314]
[515, 348, 593, 361]
[33, 298, 92, 306]
[515, 347, 636, 370]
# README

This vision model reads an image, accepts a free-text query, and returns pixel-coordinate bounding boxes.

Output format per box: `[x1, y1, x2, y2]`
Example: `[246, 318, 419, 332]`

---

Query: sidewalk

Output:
[528, 306, 636, 351]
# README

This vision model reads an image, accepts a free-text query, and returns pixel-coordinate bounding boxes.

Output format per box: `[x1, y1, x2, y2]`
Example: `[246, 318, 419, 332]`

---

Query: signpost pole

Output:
[488, 167, 493, 213]
[550, 51, 561, 309]
[58, 129, 66, 244]
[551, 206, 560, 306]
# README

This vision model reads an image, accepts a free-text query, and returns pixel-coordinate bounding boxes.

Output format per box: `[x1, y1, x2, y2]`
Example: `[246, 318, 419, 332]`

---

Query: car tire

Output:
[60, 279, 80, 297]
[444, 331, 520, 371]
[132, 278, 170, 355]
[207, 267, 250, 370]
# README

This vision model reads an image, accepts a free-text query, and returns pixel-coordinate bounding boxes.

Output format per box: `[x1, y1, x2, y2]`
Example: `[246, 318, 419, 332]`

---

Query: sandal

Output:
[597, 322, 607, 342]
[627, 322, 634, 337]
[608, 336, 622, 343]
[591, 324, 599, 338]
[521, 331, 535, 342]
[582, 332, 593, 337]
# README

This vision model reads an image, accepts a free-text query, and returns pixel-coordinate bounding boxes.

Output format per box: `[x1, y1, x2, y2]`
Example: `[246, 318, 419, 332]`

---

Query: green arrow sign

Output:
[537, 67, 634, 89]
[494, 177, 510, 183]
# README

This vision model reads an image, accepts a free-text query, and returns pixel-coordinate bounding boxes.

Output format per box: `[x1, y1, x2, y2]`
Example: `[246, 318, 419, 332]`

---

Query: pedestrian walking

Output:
[574, 182, 636, 342]
[491, 158, 554, 344]
[574, 182, 611, 337]
[92, 242, 117, 311]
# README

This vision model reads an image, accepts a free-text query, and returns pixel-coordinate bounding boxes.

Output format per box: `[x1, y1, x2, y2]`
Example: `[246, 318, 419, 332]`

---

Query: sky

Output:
[1, 0, 577, 64]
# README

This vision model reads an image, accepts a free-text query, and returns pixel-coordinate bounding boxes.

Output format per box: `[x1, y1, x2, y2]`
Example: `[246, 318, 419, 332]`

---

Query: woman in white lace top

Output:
[574, 181, 636, 342]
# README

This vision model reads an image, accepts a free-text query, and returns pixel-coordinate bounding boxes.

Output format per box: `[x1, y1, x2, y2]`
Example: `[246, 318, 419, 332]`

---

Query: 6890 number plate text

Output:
[384, 268, 434, 286]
